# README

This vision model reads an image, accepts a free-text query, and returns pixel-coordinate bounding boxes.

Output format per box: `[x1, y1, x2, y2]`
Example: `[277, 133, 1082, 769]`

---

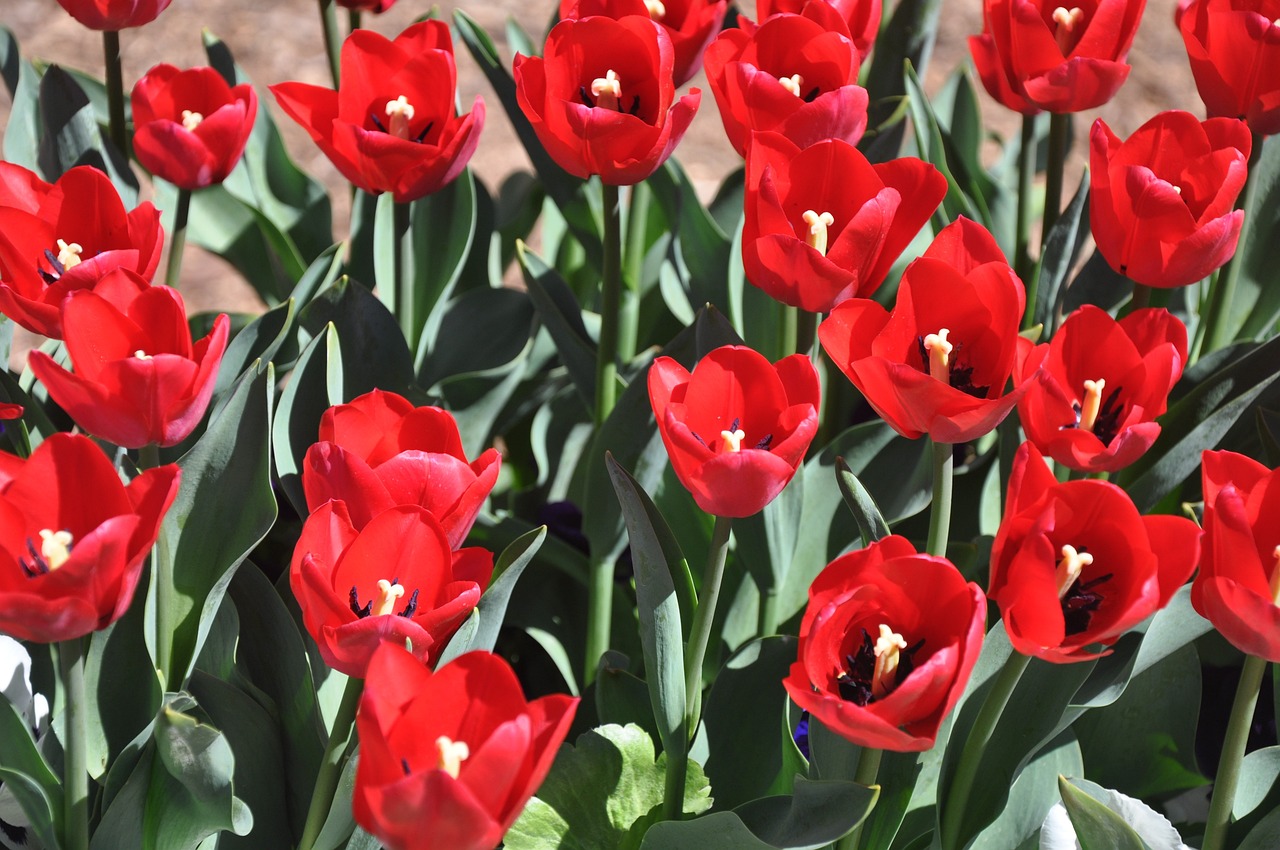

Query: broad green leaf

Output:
[410, 167, 478, 348]
[0, 697, 61, 848]
[519, 240, 599, 411]
[0, 26, 42, 170]
[271, 323, 341, 516]
[835, 457, 891, 543]
[1063, 250, 1132, 314]
[903, 62, 983, 228]
[859, 0, 942, 163]
[1239, 804, 1280, 850]
[1235, 746, 1280, 820]
[210, 299, 296, 408]
[648, 159, 734, 317]
[596, 651, 662, 744]
[418, 286, 536, 389]
[1058, 777, 1152, 850]
[86, 585, 162, 780]
[1038, 170, 1091, 335]
[310, 746, 361, 850]
[964, 734, 1083, 850]
[1232, 134, 1280, 341]
[299, 277, 414, 399]
[37, 65, 137, 201]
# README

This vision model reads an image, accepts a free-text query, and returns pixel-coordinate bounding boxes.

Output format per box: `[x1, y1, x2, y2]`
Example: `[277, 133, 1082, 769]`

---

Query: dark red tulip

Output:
[756, 0, 881, 55]
[337, 0, 396, 11]
[783, 535, 986, 752]
[271, 21, 484, 203]
[1178, 0, 1280, 136]
[54, 0, 172, 29]
[0, 433, 180, 643]
[559, 0, 729, 86]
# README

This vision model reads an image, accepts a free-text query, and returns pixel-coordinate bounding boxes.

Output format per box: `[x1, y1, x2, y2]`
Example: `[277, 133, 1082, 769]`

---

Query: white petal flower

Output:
[1040, 786, 1193, 850]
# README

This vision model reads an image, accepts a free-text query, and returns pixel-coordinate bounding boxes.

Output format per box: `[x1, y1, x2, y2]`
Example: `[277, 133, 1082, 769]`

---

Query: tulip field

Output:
[1, 0, 1279, 848]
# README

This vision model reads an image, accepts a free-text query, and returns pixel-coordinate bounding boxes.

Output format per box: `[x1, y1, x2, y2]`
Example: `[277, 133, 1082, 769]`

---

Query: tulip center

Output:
[1051, 6, 1086, 54]
[871, 624, 909, 700]
[19, 529, 74, 578]
[591, 70, 623, 111]
[1269, 545, 1280, 606]
[720, 427, 746, 452]
[802, 210, 835, 256]
[348, 577, 420, 619]
[385, 95, 416, 140]
[917, 329, 989, 398]
[645, 0, 666, 19]
[57, 239, 83, 270]
[836, 624, 924, 705]
[134, 350, 152, 360]
[1066, 378, 1124, 445]
[1055, 544, 1113, 636]
[435, 736, 470, 779]
[181, 109, 204, 131]
[778, 73, 804, 98]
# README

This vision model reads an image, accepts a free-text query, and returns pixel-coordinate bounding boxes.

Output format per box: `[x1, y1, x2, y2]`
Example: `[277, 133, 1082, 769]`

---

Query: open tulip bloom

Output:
[1178, 0, 1280, 136]
[558, 0, 728, 87]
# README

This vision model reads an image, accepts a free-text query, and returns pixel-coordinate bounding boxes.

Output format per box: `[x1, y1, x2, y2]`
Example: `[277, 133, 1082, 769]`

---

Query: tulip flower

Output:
[302, 389, 501, 549]
[743, 131, 946, 312]
[1090, 111, 1251, 288]
[0, 163, 163, 339]
[27, 274, 229, 449]
[559, 0, 729, 86]
[1194, 451, 1280, 661]
[1014, 306, 1188, 473]
[1178, 0, 1280, 136]
[354, 643, 578, 850]
[53, 0, 172, 29]
[648, 345, 820, 518]
[514, 15, 701, 185]
[271, 21, 485, 203]
[783, 535, 987, 752]
[703, 4, 867, 155]
[290, 501, 494, 677]
[989, 442, 1200, 662]
[337, 0, 395, 11]
[968, 0, 1145, 113]
[130, 64, 257, 191]
[756, 0, 881, 56]
[0, 433, 180, 643]
[819, 217, 1030, 444]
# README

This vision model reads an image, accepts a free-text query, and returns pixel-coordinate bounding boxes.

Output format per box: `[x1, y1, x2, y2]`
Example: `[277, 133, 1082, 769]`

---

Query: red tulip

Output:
[131, 64, 257, 191]
[1014, 306, 1187, 473]
[989, 442, 1200, 662]
[756, 0, 881, 56]
[354, 643, 578, 850]
[783, 535, 986, 752]
[1178, 0, 1280, 136]
[270, 21, 484, 203]
[743, 131, 946, 312]
[54, 0, 172, 29]
[968, 0, 1145, 113]
[302, 390, 501, 549]
[1194, 451, 1280, 661]
[818, 217, 1030, 444]
[514, 15, 701, 185]
[290, 501, 493, 677]
[703, 5, 867, 155]
[0, 164, 163, 339]
[1090, 111, 1251, 288]
[649, 345, 819, 518]
[27, 274, 229, 449]
[0, 433, 180, 643]
[559, 0, 729, 86]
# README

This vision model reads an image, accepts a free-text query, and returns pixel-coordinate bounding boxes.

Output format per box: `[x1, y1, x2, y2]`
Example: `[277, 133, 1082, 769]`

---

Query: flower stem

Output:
[940, 650, 1032, 850]
[102, 30, 128, 157]
[595, 182, 623, 428]
[58, 636, 89, 850]
[584, 554, 613, 686]
[780, 305, 798, 360]
[1016, 113, 1037, 322]
[1038, 113, 1070, 254]
[317, 0, 342, 89]
[347, 9, 362, 32]
[1202, 653, 1268, 850]
[758, 586, 779, 637]
[662, 722, 689, 823]
[837, 746, 884, 850]
[925, 440, 953, 558]
[1201, 132, 1264, 355]
[796, 309, 817, 359]
[299, 674, 364, 850]
[394, 200, 414, 347]
[164, 188, 191, 288]
[138, 443, 175, 685]
[620, 182, 650, 362]
[684, 514, 733, 731]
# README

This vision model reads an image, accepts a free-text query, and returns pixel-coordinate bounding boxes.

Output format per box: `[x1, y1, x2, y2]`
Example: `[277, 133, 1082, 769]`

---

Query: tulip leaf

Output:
[859, 0, 941, 163]
[290, 242, 346, 314]
[299, 277, 415, 400]
[272, 323, 341, 516]
[211, 298, 296, 409]
[596, 651, 663, 745]
[834, 457, 891, 544]
[1063, 250, 1133, 314]
[435, 336, 533, 459]
[469, 524, 548, 654]
[1231, 134, 1280, 341]
[1258, 407, 1280, 466]
[903, 62, 984, 230]
[966, 732, 1084, 850]
[309, 745, 362, 850]
[0, 27, 41, 171]
[1037, 170, 1091, 335]
[1240, 807, 1280, 850]
[0, 697, 61, 848]
[648, 159, 734, 318]
[735, 462, 804, 628]
[505, 723, 712, 850]
[410, 167, 478, 348]
[417, 285, 536, 390]
[86, 587, 163, 781]
[519, 240, 599, 411]
[1057, 777, 1152, 850]
[37, 65, 138, 203]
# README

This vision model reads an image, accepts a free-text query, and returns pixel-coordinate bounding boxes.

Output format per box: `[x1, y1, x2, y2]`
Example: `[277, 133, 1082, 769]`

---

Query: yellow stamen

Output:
[371, 578, 405, 617]
[778, 73, 804, 98]
[38, 529, 73, 571]
[720, 428, 746, 452]
[1269, 546, 1280, 606]
[56, 239, 83, 270]
[871, 624, 908, 699]
[181, 109, 204, 131]
[923, 329, 953, 384]
[591, 70, 622, 111]
[384, 95, 416, 140]
[1078, 378, 1105, 433]
[1051, 6, 1085, 53]
[134, 350, 152, 360]
[434, 736, 470, 779]
[1055, 544, 1094, 599]
[645, 0, 666, 19]
[801, 210, 835, 256]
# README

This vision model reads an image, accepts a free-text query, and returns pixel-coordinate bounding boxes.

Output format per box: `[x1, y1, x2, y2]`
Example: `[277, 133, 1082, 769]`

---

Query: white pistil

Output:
[56, 239, 83, 270]
[1055, 544, 1094, 599]
[434, 736, 470, 779]
[645, 0, 666, 19]
[1270, 546, 1280, 606]
[720, 428, 746, 452]
[871, 624, 908, 699]
[181, 109, 204, 131]
[778, 73, 804, 98]
[371, 578, 406, 617]
[1078, 378, 1105, 433]
[134, 350, 152, 361]
[38, 529, 73, 571]
[1051, 6, 1085, 53]
[801, 210, 835, 256]
[923, 329, 953, 384]
[384, 95, 416, 140]
[591, 70, 622, 111]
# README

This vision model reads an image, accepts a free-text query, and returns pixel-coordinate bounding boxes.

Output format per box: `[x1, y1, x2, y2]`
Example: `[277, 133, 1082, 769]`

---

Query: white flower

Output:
[0, 636, 49, 850]
[1040, 785, 1193, 850]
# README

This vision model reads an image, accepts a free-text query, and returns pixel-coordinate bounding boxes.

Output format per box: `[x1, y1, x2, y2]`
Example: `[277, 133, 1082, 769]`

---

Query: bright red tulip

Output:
[27, 274, 229, 449]
[514, 15, 701, 185]
[0, 164, 163, 339]
[354, 643, 578, 850]
[968, 0, 1145, 113]
[1195, 451, 1280, 661]
[290, 501, 494, 677]
[559, 0, 729, 86]
[649, 345, 819, 518]
[783, 535, 986, 752]
[131, 64, 257, 191]
[1014, 306, 1187, 473]
[819, 217, 1030, 444]
[1090, 111, 1251, 288]
[703, 5, 867, 155]
[1178, 0, 1280, 136]
[303, 390, 501, 549]
[743, 131, 946, 312]
[756, 0, 881, 55]
[271, 21, 484, 203]
[54, 0, 172, 29]
[990, 442, 1200, 662]
[0, 433, 180, 643]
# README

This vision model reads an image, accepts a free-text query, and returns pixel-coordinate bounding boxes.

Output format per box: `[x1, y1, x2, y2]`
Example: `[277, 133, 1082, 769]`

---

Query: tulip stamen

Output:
[778, 73, 804, 98]
[645, 0, 666, 19]
[385, 95, 416, 141]
[56, 239, 84, 271]
[400, 758, 411, 776]
[922, 329, 953, 384]
[1269, 546, 1280, 606]
[134, 350, 153, 360]
[802, 210, 835, 256]
[1051, 6, 1085, 54]
[591, 70, 622, 112]
[181, 109, 204, 131]
[371, 579, 405, 617]
[349, 578, 417, 618]
[837, 626, 924, 705]
[720, 428, 746, 452]
[19, 529, 74, 578]
[1055, 544, 1093, 599]
[1078, 378, 1105, 433]
[434, 736, 470, 779]
[871, 623, 908, 700]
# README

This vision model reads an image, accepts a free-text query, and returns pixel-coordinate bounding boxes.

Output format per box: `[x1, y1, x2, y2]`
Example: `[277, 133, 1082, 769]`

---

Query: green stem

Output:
[779, 305, 798, 361]
[620, 182, 650, 362]
[317, 0, 342, 89]
[394, 200, 414, 347]
[138, 443, 174, 684]
[837, 747, 884, 850]
[595, 182, 622, 428]
[584, 554, 613, 686]
[940, 651, 1032, 850]
[796, 309, 818, 359]
[164, 188, 191, 288]
[1202, 653, 1268, 850]
[1201, 133, 1264, 354]
[758, 586, 779, 637]
[58, 637, 89, 850]
[662, 723, 689, 823]
[299, 675, 364, 850]
[1038, 113, 1070, 253]
[103, 30, 127, 157]
[925, 440, 953, 558]
[684, 515, 733, 731]
[347, 9, 362, 31]
[1015, 113, 1037, 311]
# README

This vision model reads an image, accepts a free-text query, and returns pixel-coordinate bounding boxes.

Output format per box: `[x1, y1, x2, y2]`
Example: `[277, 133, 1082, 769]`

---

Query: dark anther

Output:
[401, 758, 412, 775]
[40, 248, 66, 284]
[579, 85, 594, 107]
[19, 537, 49, 578]
[730, 417, 741, 432]
[349, 585, 373, 618]
[692, 432, 707, 447]
[835, 627, 925, 705]
[755, 434, 774, 450]
[803, 87, 821, 103]
[629, 95, 641, 116]
[1062, 572, 1112, 636]
[399, 588, 420, 618]
[370, 113, 388, 133]
[1091, 385, 1125, 446]
[949, 364, 989, 399]
[414, 121, 434, 143]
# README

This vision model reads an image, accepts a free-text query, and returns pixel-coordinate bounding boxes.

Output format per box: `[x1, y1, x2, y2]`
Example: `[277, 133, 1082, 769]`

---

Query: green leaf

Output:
[903, 62, 982, 228]
[310, 746, 361, 850]
[410, 167, 478, 347]
[86, 585, 162, 780]
[1038, 170, 1091, 335]
[290, 242, 346, 312]
[0, 26, 42, 170]
[595, 651, 662, 744]
[1064, 251, 1132, 315]
[1239, 806, 1280, 850]
[519, 240, 599, 411]
[967, 733, 1083, 850]
[299, 277, 414, 399]
[438, 526, 547, 664]
[1235, 746, 1280, 820]
[835, 457, 890, 543]
[1231, 134, 1280, 340]
[272, 323, 341, 516]
[210, 299, 295, 408]
[418, 286, 536, 389]
[0, 697, 61, 848]
[859, 0, 942, 163]
[1058, 777, 1152, 850]
[37, 65, 137, 201]
[647, 159, 734, 316]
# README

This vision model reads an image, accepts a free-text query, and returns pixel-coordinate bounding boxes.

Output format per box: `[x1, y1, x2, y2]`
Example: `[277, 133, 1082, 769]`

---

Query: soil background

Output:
[1, 0, 1197, 318]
